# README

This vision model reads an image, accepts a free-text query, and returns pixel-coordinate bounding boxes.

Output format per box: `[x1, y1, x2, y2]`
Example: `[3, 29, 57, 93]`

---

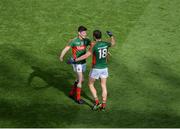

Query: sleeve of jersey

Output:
[67, 39, 74, 47]
[89, 42, 95, 53]
[92, 44, 95, 53]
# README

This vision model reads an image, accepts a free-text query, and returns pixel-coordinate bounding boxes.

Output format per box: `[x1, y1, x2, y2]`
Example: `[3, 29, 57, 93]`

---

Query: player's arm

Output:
[75, 51, 92, 62]
[75, 42, 95, 62]
[110, 36, 115, 47]
[106, 31, 116, 47]
[59, 39, 72, 61]
[59, 46, 71, 61]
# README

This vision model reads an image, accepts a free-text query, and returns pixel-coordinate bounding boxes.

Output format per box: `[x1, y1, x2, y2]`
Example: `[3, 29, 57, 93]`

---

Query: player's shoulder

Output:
[102, 41, 111, 46]
[92, 41, 100, 50]
[69, 37, 78, 42]
[84, 37, 91, 42]
[84, 37, 91, 40]
[91, 41, 96, 47]
[102, 41, 110, 44]
[66, 37, 77, 47]
[67, 37, 78, 44]
[89, 41, 96, 52]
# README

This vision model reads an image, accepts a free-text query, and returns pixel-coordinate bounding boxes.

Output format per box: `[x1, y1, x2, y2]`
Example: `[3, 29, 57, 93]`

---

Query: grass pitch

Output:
[0, 0, 180, 127]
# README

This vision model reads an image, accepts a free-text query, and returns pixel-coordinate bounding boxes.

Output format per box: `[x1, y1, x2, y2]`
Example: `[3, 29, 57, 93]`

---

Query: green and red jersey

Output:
[92, 41, 111, 69]
[68, 37, 91, 64]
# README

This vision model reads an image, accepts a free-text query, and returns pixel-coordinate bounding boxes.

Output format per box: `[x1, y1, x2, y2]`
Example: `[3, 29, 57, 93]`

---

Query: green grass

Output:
[0, 0, 180, 127]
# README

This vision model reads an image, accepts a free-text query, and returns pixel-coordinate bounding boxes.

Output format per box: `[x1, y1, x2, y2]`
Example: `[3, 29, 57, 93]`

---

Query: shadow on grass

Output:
[0, 98, 180, 128]
[28, 66, 72, 94]
[1, 43, 180, 127]
[0, 43, 92, 107]
[147, 59, 180, 88]
[28, 66, 92, 107]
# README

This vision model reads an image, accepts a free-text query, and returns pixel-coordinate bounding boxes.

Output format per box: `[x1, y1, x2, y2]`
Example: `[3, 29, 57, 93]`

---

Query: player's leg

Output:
[89, 69, 101, 110]
[69, 80, 78, 97]
[69, 64, 78, 97]
[88, 77, 98, 103]
[89, 69, 100, 104]
[82, 63, 86, 83]
[88, 77, 101, 110]
[73, 64, 86, 104]
[99, 68, 108, 111]
[75, 71, 84, 104]
[100, 78, 107, 111]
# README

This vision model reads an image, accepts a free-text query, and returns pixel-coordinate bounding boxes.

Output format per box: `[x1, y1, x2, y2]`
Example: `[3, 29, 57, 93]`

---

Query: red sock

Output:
[76, 87, 81, 100]
[95, 99, 99, 105]
[102, 103, 106, 108]
[69, 85, 76, 96]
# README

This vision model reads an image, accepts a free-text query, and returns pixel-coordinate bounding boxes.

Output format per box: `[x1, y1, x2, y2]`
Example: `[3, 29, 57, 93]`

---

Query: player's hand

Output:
[106, 31, 113, 37]
[59, 57, 63, 62]
[66, 58, 76, 64]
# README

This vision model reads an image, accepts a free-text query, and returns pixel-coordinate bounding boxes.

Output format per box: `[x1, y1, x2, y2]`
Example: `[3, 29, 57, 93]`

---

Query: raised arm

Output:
[110, 36, 115, 47]
[106, 31, 116, 47]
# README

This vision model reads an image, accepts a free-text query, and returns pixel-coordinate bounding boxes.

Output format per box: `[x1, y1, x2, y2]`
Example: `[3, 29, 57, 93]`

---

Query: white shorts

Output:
[72, 63, 86, 73]
[89, 68, 108, 79]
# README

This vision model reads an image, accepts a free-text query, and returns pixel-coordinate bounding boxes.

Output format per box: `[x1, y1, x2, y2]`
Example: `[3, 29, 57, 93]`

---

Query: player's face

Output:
[79, 31, 87, 38]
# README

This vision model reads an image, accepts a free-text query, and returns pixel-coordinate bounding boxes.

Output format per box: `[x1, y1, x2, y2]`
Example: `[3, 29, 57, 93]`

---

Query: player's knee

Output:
[78, 80, 83, 84]
[77, 79, 83, 84]
[77, 83, 82, 88]
[101, 84, 107, 90]
[88, 83, 94, 88]
[82, 80, 84, 83]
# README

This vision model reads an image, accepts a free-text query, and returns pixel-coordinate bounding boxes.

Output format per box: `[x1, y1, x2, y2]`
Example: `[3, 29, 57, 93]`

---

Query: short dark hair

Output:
[93, 30, 102, 39]
[78, 26, 87, 32]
